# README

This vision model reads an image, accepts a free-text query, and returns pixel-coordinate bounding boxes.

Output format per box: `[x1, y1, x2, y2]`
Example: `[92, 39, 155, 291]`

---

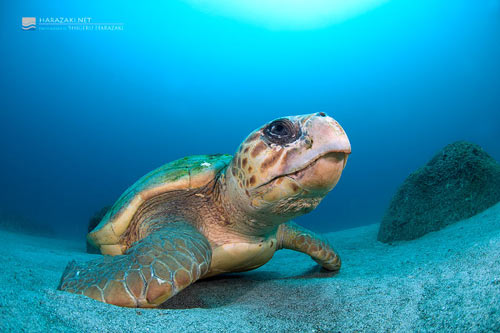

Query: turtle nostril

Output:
[318, 112, 326, 117]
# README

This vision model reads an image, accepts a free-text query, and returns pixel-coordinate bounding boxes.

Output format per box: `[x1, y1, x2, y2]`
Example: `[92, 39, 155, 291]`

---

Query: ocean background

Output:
[1, 0, 499, 239]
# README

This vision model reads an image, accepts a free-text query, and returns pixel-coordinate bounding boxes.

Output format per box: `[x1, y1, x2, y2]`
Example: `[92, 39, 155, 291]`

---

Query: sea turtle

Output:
[58, 113, 351, 307]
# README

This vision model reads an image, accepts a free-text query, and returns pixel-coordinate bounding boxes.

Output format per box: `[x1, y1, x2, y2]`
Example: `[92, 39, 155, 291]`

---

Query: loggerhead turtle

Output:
[58, 113, 351, 307]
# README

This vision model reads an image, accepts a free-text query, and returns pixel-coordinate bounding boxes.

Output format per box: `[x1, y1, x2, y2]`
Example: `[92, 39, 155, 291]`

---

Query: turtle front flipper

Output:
[58, 222, 212, 308]
[276, 222, 341, 271]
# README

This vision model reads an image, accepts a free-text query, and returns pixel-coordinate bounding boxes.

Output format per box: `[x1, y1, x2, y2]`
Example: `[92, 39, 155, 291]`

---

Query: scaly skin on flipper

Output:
[58, 221, 211, 307]
[277, 222, 341, 271]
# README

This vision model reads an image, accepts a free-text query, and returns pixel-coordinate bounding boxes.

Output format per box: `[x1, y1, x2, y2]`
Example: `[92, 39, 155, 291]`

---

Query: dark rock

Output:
[378, 141, 500, 243]
[86, 206, 111, 253]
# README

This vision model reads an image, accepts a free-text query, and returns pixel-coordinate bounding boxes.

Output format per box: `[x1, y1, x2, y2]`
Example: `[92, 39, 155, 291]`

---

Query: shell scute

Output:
[88, 154, 232, 251]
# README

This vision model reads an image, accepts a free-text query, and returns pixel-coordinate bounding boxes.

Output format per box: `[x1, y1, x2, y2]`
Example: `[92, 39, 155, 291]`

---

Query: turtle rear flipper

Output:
[58, 221, 212, 308]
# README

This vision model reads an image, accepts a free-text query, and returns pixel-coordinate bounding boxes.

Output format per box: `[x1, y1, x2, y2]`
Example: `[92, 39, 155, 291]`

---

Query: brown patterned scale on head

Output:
[58, 112, 351, 308]
[226, 113, 351, 218]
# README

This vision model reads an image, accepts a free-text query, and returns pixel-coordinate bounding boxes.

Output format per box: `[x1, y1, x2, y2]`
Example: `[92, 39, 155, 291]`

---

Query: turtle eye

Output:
[263, 119, 301, 145]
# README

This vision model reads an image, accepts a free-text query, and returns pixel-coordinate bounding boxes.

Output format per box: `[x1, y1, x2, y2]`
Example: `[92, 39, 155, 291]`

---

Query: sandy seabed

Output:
[1, 203, 500, 332]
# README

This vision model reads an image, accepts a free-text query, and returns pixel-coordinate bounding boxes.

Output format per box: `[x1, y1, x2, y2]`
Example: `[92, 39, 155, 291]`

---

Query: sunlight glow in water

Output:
[184, 0, 390, 29]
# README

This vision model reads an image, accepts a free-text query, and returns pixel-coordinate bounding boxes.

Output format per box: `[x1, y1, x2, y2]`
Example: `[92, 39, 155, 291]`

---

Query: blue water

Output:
[1, 0, 499, 238]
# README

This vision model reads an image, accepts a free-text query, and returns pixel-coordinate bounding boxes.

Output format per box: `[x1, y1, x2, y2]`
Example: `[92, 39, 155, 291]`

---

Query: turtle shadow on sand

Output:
[160, 266, 338, 309]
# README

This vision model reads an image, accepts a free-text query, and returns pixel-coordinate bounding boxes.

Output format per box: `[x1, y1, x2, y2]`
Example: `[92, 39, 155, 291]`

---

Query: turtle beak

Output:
[288, 113, 351, 194]
[289, 152, 347, 193]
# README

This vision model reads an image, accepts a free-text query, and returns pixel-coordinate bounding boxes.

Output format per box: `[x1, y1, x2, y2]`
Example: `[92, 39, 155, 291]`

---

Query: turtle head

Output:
[225, 112, 351, 225]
